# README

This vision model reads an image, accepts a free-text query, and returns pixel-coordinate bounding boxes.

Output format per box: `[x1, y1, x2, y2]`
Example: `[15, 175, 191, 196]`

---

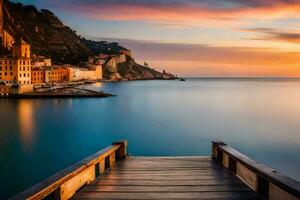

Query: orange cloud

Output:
[244, 28, 300, 44]
[66, 2, 300, 27]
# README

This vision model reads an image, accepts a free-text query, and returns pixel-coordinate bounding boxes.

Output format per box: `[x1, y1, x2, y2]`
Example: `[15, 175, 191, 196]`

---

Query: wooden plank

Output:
[60, 165, 95, 200]
[96, 174, 233, 180]
[91, 179, 243, 186]
[73, 191, 260, 199]
[74, 155, 261, 200]
[117, 161, 212, 165]
[130, 156, 210, 160]
[116, 163, 215, 167]
[223, 152, 229, 168]
[106, 170, 231, 175]
[80, 185, 253, 193]
[236, 162, 258, 191]
[269, 183, 299, 200]
[110, 167, 222, 171]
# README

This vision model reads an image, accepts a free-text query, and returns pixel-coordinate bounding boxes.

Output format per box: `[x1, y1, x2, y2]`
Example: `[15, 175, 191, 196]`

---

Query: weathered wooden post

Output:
[211, 140, 300, 200]
[113, 140, 128, 161]
[212, 140, 226, 162]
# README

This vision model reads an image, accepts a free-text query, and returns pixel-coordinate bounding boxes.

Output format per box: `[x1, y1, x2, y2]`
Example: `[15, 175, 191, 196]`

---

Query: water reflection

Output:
[18, 100, 35, 151]
[92, 82, 102, 87]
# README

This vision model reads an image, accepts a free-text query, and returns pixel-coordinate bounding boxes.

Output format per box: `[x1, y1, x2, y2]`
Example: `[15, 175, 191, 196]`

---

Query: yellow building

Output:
[44, 66, 68, 83]
[0, 37, 32, 86]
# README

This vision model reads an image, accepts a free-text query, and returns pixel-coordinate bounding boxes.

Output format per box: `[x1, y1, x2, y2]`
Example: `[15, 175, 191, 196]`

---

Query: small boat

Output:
[179, 78, 186, 82]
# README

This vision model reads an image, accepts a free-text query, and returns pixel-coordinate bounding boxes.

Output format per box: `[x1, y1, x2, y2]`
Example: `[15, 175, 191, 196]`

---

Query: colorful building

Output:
[0, 80, 9, 95]
[32, 56, 51, 68]
[67, 65, 102, 82]
[0, 37, 32, 86]
[31, 67, 45, 84]
[44, 66, 68, 83]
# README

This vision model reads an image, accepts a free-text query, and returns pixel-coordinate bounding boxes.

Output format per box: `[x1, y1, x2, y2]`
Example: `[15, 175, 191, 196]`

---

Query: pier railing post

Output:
[11, 140, 129, 200]
[212, 140, 227, 163]
[113, 140, 128, 161]
[211, 140, 300, 200]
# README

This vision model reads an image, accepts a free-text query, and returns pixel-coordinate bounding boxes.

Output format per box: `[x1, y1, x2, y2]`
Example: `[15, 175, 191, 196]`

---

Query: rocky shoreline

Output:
[1, 87, 115, 98]
[0, 78, 181, 99]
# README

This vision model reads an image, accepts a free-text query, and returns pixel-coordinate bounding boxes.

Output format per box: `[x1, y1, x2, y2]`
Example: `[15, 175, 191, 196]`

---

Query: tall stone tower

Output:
[12, 37, 30, 58]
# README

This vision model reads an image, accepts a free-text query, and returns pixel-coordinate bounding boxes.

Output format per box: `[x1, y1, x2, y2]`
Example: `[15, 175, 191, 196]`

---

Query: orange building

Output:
[45, 66, 68, 83]
[0, 37, 31, 85]
[31, 67, 45, 84]
[0, 81, 10, 95]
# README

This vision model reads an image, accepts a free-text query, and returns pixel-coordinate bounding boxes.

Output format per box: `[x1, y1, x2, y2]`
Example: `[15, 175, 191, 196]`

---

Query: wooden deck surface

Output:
[73, 156, 261, 199]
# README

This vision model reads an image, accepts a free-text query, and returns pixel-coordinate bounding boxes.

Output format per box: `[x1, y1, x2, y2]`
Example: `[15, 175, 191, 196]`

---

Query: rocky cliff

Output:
[2, 1, 176, 80]
[104, 56, 175, 81]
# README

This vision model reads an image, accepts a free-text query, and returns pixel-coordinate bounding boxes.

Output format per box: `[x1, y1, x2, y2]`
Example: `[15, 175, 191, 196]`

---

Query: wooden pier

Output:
[11, 140, 300, 200]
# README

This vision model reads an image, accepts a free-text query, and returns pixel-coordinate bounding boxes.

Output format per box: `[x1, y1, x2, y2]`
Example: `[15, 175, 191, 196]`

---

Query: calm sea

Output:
[0, 78, 300, 198]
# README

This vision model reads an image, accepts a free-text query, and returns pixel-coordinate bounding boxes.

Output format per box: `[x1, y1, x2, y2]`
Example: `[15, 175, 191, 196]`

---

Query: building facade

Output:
[67, 65, 102, 82]
[32, 57, 51, 68]
[0, 80, 9, 95]
[31, 67, 45, 84]
[44, 66, 68, 83]
[0, 38, 31, 85]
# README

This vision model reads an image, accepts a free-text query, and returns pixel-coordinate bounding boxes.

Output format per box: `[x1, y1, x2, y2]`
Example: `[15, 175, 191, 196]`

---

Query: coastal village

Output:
[0, 28, 134, 96]
[0, 0, 176, 97]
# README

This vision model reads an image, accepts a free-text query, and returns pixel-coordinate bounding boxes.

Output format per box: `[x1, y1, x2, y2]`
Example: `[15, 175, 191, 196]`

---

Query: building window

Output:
[23, 67, 25, 71]
[10, 66, 12, 70]
[10, 72, 13, 76]
[23, 61, 25, 65]
[20, 74, 22, 77]
[5, 66, 7, 70]
[4, 72, 7, 76]
[24, 73, 26, 77]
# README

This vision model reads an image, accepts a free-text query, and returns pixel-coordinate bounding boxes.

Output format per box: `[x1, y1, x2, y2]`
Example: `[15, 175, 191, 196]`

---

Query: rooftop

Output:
[14, 37, 29, 45]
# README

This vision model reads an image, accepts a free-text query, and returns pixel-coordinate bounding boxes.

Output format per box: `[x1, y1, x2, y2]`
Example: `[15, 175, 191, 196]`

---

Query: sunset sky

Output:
[12, 0, 300, 77]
